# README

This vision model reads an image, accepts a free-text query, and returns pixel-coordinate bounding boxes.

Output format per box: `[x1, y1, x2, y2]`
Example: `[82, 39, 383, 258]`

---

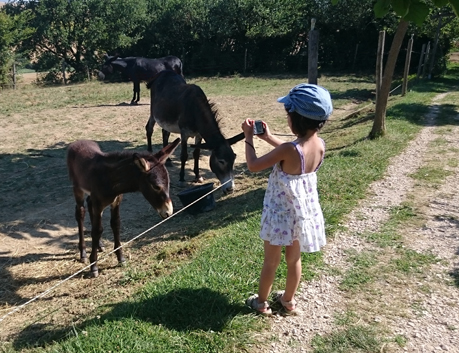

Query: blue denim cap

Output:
[277, 83, 333, 120]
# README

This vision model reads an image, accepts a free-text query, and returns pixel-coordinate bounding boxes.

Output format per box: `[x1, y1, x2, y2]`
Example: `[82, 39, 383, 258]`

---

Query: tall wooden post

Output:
[376, 31, 385, 102]
[308, 18, 319, 85]
[402, 34, 414, 96]
[13, 62, 17, 90]
[244, 48, 247, 74]
[416, 43, 426, 81]
[422, 41, 430, 78]
[428, 16, 442, 79]
[352, 43, 359, 71]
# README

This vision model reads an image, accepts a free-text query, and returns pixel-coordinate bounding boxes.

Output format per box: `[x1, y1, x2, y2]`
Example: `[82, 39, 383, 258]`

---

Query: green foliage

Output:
[3, 0, 459, 79]
[6, 0, 149, 81]
[0, 9, 34, 86]
[366, 0, 459, 26]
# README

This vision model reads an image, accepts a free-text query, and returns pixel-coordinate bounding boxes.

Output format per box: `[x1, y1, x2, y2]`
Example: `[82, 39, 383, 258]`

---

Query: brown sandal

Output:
[272, 290, 298, 316]
[246, 294, 272, 316]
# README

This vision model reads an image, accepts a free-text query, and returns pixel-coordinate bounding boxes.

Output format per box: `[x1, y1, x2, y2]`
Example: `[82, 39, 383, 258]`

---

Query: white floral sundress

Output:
[260, 140, 326, 253]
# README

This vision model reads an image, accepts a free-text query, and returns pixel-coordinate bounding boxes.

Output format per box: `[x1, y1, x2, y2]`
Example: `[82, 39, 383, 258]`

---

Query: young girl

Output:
[241, 83, 333, 316]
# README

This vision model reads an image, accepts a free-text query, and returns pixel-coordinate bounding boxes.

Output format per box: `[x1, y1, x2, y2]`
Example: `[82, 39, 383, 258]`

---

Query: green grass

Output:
[311, 325, 383, 353]
[2, 67, 459, 352]
[391, 249, 438, 274]
[340, 250, 379, 291]
[410, 166, 453, 184]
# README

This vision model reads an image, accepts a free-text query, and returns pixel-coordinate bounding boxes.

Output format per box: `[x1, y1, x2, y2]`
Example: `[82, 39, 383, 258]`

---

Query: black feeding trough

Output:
[177, 182, 216, 214]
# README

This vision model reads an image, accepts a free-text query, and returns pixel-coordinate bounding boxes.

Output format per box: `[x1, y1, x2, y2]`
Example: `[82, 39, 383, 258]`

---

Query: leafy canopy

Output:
[332, 0, 459, 25]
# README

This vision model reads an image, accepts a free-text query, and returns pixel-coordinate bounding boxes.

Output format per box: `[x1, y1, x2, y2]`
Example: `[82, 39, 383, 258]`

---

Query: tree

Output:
[0, 9, 34, 86]
[6, 0, 149, 82]
[333, 0, 459, 138]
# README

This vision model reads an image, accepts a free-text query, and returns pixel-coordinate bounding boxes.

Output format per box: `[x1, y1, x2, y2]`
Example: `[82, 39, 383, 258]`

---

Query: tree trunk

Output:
[369, 19, 409, 139]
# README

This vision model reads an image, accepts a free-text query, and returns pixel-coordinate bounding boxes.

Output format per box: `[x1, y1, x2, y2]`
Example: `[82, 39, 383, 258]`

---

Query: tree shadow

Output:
[330, 88, 374, 102]
[10, 287, 249, 349]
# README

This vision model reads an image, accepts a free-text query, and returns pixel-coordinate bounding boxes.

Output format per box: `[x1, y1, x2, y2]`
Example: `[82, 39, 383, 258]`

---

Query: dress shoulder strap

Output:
[291, 142, 306, 174]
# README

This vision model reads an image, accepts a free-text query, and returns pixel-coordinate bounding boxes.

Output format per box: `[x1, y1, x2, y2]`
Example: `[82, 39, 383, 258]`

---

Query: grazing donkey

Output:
[98, 54, 183, 105]
[67, 138, 180, 277]
[146, 70, 244, 194]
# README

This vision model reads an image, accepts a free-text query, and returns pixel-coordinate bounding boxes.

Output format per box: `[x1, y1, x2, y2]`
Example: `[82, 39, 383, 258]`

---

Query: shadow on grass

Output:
[330, 88, 374, 102]
[11, 287, 250, 349]
[114, 287, 247, 331]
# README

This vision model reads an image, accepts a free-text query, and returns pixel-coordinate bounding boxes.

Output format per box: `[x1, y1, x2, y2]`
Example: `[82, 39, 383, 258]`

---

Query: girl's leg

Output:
[283, 240, 301, 302]
[258, 241, 282, 302]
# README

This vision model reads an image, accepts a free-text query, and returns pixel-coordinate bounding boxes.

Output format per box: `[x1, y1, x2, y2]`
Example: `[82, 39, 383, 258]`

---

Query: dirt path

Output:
[259, 93, 459, 352]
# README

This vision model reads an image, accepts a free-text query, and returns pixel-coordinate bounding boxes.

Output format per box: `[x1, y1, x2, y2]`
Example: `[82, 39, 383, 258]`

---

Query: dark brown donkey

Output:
[67, 138, 180, 277]
[145, 70, 244, 194]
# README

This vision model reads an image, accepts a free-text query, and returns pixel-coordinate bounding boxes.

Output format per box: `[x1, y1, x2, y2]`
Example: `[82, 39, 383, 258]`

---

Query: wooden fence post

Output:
[244, 48, 247, 74]
[13, 62, 17, 90]
[376, 31, 385, 102]
[416, 43, 426, 81]
[402, 34, 414, 96]
[422, 41, 431, 78]
[352, 43, 359, 71]
[308, 18, 319, 85]
[428, 16, 442, 79]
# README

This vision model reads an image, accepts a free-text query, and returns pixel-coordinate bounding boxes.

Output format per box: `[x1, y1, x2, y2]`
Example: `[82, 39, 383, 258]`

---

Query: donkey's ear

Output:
[226, 132, 245, 145]
[155, 138, 181, 164]
[133, 154, 150, 172]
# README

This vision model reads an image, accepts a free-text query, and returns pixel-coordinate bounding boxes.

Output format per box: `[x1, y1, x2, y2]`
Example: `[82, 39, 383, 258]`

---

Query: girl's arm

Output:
[242, 118, 295, 172]
[245, 143, 293, 172]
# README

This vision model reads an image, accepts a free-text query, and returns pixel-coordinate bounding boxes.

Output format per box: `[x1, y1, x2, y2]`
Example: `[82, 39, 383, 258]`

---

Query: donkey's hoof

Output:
[195, 177, 204, 183]
[91, 270, 99, 278]
[80, 257, 88, 264]
[118, 259, 127, 267]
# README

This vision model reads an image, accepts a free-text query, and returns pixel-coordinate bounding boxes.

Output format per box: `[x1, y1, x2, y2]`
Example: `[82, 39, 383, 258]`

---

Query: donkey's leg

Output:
[162, 129, 172, 166]
[145, 116, 156, 152]
[179, 136, 189, 186]
[87, 196, 104, 252]
[131, 81, 140, 104]
[110, 195, 126, 265]
[73, 187, 87, 263]
[89, 202, 104, 278]
[193, 136, 204, 183]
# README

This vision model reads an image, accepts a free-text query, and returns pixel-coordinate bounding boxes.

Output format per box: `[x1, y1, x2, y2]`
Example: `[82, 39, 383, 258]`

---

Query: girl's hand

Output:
[241, 118, 254, 138]
[257, 121, 271, 141]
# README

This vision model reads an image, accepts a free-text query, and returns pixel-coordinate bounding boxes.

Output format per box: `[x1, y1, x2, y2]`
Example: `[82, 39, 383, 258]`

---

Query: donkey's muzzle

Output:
[221, 178, 235, 195]
[158, 199, 174, 219]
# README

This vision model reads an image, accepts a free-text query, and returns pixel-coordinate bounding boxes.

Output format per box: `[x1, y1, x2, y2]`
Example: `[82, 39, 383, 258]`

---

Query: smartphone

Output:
[253, 120, 265, 135]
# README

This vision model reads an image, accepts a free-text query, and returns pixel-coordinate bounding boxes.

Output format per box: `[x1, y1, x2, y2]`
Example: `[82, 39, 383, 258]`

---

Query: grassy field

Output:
[1, 67, 458, 352]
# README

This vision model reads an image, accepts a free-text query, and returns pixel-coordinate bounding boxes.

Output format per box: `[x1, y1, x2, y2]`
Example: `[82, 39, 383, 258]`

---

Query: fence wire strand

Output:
[0, 180, 229, 324]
